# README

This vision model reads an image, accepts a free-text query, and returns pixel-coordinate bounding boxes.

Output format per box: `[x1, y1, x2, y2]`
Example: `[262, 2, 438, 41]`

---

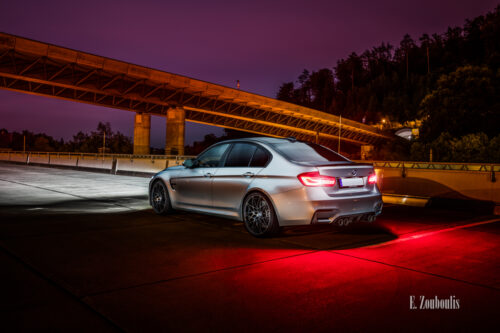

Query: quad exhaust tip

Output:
[329, 213, 376, 225]
[366, 214, 376, 222]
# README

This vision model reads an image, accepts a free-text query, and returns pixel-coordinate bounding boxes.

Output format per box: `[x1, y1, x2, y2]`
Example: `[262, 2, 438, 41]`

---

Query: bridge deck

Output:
[0, 32, 390, 146]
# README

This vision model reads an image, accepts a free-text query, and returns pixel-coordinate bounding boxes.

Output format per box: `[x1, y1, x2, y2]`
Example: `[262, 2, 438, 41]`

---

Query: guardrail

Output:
[368, 161, 500, 172]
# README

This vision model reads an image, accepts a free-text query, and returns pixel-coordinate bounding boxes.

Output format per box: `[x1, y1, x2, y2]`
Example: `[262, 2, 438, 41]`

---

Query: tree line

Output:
[0, 122, 133, 154]
[276, 6, 500, 162]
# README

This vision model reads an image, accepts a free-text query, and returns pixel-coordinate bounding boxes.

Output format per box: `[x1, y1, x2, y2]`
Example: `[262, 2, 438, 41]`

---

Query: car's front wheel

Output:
[242, 192, 279, 237]
[150, 180, 173, 215]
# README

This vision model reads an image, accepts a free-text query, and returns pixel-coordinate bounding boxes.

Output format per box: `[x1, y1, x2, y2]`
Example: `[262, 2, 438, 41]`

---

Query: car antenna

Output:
[286, 136, 297, 142]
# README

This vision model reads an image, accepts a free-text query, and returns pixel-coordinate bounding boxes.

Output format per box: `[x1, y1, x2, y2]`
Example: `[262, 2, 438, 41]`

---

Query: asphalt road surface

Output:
[0, 162, 499, 332]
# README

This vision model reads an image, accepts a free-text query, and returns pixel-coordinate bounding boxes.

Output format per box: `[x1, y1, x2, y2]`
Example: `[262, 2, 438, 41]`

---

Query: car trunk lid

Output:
[317, 164, 375, 195]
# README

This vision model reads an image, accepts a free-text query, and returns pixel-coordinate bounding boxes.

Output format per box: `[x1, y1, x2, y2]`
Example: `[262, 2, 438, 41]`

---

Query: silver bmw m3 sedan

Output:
[149, 137, 383, 237]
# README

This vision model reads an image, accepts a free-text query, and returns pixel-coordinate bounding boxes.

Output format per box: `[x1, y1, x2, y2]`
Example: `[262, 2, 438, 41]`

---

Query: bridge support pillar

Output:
[165, 106, 185, 155]
[133, 113, 151, 155]
[360, 145, 374, 160]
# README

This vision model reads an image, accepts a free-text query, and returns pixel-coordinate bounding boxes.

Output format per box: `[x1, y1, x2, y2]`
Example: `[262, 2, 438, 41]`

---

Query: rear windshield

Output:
[271, 141, 350, 164]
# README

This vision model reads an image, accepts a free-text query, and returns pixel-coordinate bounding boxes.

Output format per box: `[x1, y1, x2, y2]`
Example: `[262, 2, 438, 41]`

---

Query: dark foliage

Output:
[0, 122, 133, 154]
[276, 6, 500, 162]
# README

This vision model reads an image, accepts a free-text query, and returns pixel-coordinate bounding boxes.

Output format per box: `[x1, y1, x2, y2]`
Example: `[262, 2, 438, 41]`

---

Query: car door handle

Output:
[204, 173, 213, 178]
[243, 172, 254, 178]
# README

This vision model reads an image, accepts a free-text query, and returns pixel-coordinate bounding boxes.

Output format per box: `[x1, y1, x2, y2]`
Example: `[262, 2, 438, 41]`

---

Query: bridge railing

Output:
[367, 160, 500, 172]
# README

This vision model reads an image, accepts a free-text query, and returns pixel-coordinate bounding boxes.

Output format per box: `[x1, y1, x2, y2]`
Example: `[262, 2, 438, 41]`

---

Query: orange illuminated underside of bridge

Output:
[0, 32, 390, 154]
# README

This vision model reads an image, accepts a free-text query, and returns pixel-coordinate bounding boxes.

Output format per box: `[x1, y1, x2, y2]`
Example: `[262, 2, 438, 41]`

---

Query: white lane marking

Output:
[365, 218, 500, 248]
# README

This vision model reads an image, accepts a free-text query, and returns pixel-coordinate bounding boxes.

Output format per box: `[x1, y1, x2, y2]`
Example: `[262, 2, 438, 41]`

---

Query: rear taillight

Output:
[368, 173, 377, 184]
[297, 171, 336, 187]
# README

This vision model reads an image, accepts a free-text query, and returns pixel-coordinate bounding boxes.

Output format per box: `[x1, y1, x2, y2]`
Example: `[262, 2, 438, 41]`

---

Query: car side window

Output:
[197, 143, 230, 167]
[249, 147, 270, 167]
[224, 143, 256, 167]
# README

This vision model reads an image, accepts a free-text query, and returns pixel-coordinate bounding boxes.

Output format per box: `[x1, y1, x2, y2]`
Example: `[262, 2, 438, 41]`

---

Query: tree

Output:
[394, 34, 416, 79]
[450, 133, 489, 163]
[277, 82, 295, 103]
[309, 69, 335, 112]
[275, 6, 500, 128]
[273, 6, 500, 161]
[419, 65, 499, 142]
[67, 122, 132, 153]
[33, 136, 53, 152]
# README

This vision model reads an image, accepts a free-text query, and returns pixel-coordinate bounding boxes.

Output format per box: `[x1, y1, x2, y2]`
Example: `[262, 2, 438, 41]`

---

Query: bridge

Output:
[0, 32, 390, 155]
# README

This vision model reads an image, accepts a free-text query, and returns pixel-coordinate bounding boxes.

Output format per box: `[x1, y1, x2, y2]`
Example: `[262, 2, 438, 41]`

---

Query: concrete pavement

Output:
[0, 162, 499, 332]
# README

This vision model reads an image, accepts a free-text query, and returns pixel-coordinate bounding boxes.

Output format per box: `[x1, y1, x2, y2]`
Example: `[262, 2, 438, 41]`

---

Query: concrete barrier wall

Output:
[167, 158, 184, 167]
[49, 154, 79, 167]
[115, 158, 186, 173]
[0, 152, 188, 174]
[0, 152, 10, 161]
[376, 167, 499, 204]
[1, 152, 28, 163]
[12, 152, 29, 163]
[77, 156, 113, 170]
[27, 153, 50, 164]
[116, 158, 168, 173]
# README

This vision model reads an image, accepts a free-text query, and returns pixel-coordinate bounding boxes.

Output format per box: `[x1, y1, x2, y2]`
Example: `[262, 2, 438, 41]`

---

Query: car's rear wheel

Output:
[150, 180, 172, 215]
[242, 192, 279, 237]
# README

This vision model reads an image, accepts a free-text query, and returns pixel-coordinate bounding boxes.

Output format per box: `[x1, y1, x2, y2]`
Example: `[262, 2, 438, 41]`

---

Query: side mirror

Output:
[183, 158, 198, 168]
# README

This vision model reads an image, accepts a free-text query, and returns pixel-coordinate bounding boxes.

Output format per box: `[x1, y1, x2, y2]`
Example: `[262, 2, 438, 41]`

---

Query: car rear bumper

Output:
[271, 187, 383, 226]
[311, 208, 381, 225]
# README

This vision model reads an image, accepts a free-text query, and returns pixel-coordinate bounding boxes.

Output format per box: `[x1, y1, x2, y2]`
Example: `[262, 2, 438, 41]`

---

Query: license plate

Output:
[339, 177, 364, 188]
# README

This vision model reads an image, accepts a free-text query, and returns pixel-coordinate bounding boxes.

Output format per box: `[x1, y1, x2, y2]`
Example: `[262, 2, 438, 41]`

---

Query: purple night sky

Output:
[0, 0, 497, 147]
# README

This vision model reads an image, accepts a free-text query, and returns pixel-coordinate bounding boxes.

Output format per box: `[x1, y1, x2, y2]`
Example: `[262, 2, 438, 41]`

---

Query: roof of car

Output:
[221, 136, 295, 144]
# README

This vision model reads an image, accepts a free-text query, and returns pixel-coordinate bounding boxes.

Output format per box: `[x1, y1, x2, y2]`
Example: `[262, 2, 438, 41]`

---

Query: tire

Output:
[150, 180, 173, 215]
[242, 192, 279, 237]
